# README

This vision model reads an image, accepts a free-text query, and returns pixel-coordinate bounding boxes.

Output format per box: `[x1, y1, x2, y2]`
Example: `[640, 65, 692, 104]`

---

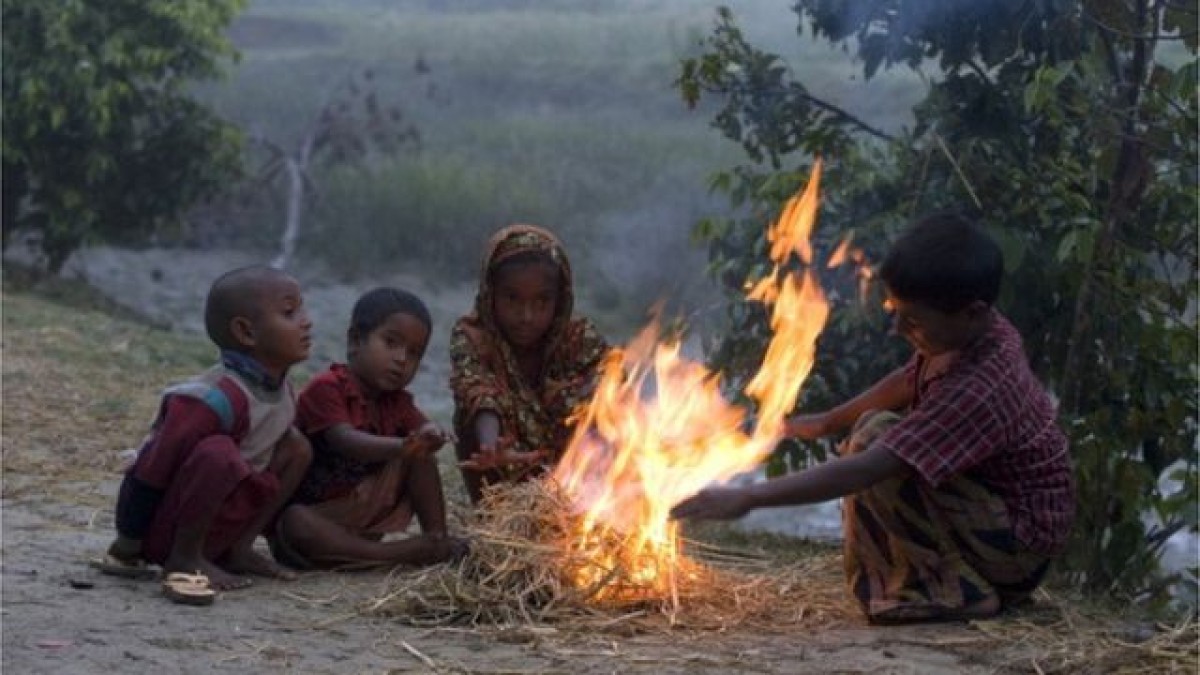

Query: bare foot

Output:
[436, 535, 471, 563]
[417, 534, 471, 565]
[868, 594, 1000, 625]
[163, 554, 251, 591]
[106, 536, 143, 564]
[221, 548, 297, 581]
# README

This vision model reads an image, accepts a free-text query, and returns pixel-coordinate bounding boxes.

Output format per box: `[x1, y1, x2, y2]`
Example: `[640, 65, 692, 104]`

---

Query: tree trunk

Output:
[271, 157, 304, 270]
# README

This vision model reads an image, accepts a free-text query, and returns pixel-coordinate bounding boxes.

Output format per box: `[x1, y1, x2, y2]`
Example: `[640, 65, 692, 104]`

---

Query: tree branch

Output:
[794, 88, 897, 142]
[964, 59, 992, 84]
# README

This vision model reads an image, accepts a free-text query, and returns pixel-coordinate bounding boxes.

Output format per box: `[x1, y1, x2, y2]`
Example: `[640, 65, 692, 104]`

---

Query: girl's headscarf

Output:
[449, 224, 608, 464]
[473, 224, 574, 352]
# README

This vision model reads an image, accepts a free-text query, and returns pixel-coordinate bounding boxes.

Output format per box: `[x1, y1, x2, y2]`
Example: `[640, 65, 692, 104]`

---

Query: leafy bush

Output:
[2, 0, 246, 272]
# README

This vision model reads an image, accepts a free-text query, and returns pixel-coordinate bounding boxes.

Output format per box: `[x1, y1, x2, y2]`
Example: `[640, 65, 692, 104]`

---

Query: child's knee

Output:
[842, 410, 902, 455]
[277, 430, 313, 467]
[411, 452, 439, 472]
[189, 435, 243, 471]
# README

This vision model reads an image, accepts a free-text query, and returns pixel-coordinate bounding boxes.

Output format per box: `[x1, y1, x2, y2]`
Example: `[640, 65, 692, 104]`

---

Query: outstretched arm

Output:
[320, 423, 445, 464]
[458, 410, 545, 471]
[669, 443, 909, 521]
[787, 365, 912, 439]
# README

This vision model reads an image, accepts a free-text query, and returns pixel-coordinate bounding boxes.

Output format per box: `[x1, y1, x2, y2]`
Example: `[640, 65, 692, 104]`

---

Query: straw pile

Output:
[975, 596, 1200, 674]
[362, 478, 849, 632]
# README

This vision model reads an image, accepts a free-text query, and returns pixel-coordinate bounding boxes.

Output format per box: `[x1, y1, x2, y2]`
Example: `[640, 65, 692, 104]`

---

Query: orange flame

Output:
[827, 236, 874, 305]
[552, 159, 830, 606]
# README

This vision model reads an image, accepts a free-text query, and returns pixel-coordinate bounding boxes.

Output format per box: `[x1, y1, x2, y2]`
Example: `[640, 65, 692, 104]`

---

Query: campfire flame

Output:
[552, 160, 831, 606]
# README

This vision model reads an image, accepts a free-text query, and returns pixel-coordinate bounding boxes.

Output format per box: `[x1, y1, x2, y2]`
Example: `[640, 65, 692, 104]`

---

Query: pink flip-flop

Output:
[161, 572, 216, 606]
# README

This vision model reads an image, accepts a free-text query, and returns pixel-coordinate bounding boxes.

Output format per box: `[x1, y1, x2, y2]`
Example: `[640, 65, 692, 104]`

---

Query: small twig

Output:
[932, 133, 983, 209]
[400, 640, 440, 671]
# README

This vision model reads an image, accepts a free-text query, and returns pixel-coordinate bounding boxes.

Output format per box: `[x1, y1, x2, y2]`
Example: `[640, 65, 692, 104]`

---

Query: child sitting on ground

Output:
[671, 213, 1076, 624]
[450, 224, 610, 505]
[271, 287, 465, 568]
[98, 265, 314, 594]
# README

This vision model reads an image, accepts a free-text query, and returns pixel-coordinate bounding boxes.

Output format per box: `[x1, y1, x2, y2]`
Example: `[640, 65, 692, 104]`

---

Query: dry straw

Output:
[357, 480, 1198, 673]
[362, 479, 850, 633]
[976, 595, 1200, 674]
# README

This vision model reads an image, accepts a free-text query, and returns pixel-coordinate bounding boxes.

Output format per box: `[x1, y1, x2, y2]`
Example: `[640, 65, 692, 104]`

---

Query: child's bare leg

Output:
[162, 439, 252, 590]
[165, 508, 251, 591]
[222, 430, 310, 581]
[277, 505, 456, 567]
[408, 454, 448, 537]
[107, 535, 143, 563]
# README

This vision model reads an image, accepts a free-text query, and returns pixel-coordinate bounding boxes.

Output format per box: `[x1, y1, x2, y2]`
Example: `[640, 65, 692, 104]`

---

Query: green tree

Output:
[680, 1, 1197, 605]
[2, 0, 246, 272]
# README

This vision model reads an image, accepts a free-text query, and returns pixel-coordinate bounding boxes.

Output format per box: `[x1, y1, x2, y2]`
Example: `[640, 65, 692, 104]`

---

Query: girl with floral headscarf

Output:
[449, 224, 609, 504]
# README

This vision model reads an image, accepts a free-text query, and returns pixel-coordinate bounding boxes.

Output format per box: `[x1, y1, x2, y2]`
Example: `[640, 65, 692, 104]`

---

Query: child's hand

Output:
[669, 486, 753, 521]
[404, 422, 453, 457]
[458, 441, 546, 472]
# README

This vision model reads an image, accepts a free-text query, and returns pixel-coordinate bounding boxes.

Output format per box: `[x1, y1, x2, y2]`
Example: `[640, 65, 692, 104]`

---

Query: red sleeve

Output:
[132, 395, 239, 489]
[295, 373, 354, 436]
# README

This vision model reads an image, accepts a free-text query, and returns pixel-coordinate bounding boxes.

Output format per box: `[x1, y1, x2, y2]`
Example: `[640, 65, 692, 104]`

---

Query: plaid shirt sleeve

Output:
[873, 359, 1010, 487]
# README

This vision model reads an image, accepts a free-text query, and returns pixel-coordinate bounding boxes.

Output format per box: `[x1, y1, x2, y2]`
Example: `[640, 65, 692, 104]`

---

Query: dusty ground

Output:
[2, 476, 1022, 675]
[2, 248, 1190, 674]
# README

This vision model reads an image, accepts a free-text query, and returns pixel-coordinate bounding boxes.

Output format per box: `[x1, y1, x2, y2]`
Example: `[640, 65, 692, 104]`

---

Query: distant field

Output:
[192, 0, 921, 317]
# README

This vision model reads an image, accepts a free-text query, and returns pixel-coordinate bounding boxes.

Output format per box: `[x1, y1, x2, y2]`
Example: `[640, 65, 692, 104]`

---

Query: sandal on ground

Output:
[161, 572, 216, 606]
[88, 554, 159, 581]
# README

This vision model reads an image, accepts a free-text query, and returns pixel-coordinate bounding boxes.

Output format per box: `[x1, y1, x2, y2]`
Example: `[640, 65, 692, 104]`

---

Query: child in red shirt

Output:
[99, 265, 314, 594]
[272, 287, 465, 568]
[672, 214, 1075, 624]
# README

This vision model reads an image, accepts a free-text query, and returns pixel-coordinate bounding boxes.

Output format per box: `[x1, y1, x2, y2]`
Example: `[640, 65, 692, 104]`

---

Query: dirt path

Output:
[2, 482, 1011, 674]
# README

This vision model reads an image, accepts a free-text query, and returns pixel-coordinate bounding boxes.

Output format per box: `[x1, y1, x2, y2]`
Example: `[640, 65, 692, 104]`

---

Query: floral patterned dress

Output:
[449, 224, 609, 481]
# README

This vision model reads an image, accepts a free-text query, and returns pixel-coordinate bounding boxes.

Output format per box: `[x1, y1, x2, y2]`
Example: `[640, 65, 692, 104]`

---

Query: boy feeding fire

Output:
[671, 213, 1076, 625]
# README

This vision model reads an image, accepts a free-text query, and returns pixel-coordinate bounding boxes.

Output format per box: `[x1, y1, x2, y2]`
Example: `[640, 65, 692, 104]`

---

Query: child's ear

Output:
[230, 316, 256, 348]
[346, 327, 362, 357]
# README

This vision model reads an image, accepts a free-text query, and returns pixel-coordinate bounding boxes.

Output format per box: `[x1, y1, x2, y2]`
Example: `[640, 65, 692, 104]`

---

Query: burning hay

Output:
[363, 161, 851, 633]
[362, 479, 850, 632]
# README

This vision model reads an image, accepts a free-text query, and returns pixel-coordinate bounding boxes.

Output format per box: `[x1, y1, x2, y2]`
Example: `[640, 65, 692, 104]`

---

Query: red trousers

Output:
[141, 436, 279, 564]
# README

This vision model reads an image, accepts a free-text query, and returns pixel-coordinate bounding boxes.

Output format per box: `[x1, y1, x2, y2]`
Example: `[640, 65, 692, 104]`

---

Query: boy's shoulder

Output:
[162, 366, 251, 435]
[298, 363, 350, 396]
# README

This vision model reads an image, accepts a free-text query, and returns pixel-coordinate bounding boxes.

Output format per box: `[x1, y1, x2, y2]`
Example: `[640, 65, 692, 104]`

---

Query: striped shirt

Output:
[873, 311, 1076, 555]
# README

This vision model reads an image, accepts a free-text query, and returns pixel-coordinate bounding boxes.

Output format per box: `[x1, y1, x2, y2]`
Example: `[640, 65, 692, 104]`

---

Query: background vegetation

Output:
[4, 0, 925, 322]
[2, 0, 246, 272]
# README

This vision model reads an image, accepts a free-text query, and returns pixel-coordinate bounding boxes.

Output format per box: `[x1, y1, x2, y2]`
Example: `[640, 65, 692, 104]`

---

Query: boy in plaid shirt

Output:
[672, 213, 1075, 624]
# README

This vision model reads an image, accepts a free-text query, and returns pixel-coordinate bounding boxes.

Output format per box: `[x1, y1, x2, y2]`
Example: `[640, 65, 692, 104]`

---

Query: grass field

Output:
[186, 0, 921, 320]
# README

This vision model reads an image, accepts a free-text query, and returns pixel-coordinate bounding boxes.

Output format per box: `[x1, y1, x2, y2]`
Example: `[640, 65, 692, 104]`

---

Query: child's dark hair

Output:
[489, 249, 562, 286]
[879, 212, 1003, 313]
[350, 287, 432, 339]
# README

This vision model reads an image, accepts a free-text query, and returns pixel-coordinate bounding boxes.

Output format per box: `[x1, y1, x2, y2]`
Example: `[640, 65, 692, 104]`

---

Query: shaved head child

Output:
[96, 265, 315, 599]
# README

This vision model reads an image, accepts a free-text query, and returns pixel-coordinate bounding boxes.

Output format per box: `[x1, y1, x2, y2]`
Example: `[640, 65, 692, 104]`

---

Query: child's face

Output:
[349, 312, 429, 395]
[245, 275, 312, 376]
[491, 262, 559, 353]
[883, 291, 982, 357]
